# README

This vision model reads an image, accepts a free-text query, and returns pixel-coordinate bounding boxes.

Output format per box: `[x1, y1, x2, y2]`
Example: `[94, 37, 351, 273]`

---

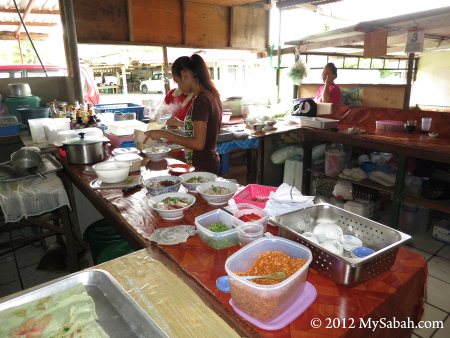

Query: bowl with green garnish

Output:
[180, 171, 217, 192]
[195, 209, 244, 249]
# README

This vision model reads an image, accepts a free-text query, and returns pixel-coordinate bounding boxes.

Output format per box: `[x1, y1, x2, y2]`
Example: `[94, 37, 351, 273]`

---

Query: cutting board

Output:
[90, 176, 142, 190]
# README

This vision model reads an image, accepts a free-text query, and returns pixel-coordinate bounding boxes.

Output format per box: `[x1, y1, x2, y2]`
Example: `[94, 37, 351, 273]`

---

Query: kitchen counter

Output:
[57, 154, 427, 337]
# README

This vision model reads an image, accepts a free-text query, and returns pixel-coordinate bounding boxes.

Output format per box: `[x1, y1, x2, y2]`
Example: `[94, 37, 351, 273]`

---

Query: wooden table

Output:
[60, 152, 427, 337]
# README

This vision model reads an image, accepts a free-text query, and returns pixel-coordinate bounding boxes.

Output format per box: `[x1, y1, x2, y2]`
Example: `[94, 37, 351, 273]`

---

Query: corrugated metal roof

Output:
[285, 6, 450, 56]
[0, 0, 60, 40]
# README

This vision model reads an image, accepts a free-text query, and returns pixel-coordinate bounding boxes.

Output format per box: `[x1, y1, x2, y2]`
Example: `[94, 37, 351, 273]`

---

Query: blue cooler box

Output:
[95, 103, 145, 121]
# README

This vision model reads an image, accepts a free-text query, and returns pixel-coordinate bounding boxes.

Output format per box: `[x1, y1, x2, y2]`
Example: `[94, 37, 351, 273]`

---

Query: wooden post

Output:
[403, 53, 415, 109]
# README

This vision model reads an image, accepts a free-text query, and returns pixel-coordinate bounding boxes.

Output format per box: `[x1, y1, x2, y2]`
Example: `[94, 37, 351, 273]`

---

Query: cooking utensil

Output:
[10, 148, 46, 179]
[8, 83, 32, 97]
[63, 132, 105, 164]
[240, 271, 286, 281]
[122, 183, 142, 194]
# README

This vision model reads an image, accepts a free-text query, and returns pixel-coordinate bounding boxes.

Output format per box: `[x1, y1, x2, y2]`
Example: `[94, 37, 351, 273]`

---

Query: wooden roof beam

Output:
[0, 7, 60, 15]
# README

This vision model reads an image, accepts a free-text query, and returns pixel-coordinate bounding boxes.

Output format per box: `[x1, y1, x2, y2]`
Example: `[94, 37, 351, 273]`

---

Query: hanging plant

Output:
[288, 59, 308, 85]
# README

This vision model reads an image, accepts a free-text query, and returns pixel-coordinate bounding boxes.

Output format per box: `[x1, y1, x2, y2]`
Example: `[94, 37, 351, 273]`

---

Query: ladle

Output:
[240, 271, 286, 281]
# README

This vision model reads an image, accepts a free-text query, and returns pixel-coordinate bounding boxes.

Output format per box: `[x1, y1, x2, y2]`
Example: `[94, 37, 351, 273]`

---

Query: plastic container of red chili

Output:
[224, 203, 269, 232]
[225, 236, 312, 322]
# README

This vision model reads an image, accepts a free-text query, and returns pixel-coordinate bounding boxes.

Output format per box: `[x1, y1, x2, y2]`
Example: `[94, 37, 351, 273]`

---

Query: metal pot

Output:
[63, 132, 105, 164]
[8, 83, 32, 97]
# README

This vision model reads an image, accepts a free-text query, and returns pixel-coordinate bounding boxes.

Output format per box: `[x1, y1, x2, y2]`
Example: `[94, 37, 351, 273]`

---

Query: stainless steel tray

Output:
[270, 204, 411, 286]
[0, 153, 62, 182]
[300, 117, 339, 129]
[0, 269, 167, 338]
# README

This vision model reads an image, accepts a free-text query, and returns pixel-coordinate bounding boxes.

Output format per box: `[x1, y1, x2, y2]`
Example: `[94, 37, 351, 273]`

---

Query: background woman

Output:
[315, 62, 342, 104]
[144, 54, 222, 174]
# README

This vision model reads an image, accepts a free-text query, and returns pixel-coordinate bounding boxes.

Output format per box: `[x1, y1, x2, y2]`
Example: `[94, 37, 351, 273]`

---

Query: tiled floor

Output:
[1, 208, 449, 338]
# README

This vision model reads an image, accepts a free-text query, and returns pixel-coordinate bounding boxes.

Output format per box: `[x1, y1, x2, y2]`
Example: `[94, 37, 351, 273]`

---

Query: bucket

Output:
[398, 202, 430, 235]
[97, 241, 135, 264]
[84, 219, 125, 264]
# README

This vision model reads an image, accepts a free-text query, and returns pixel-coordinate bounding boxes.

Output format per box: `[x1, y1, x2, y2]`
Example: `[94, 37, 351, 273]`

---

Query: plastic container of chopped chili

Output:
[224, 203, 269, 232]
[225, 236, 312, 322]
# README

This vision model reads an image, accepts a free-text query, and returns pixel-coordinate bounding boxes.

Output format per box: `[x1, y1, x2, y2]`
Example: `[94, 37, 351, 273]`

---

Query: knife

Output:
[122, 184, 143, 194]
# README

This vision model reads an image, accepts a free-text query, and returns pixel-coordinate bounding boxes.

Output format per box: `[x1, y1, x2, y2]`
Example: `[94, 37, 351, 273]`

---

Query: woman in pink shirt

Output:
[314, 63, 342, 104]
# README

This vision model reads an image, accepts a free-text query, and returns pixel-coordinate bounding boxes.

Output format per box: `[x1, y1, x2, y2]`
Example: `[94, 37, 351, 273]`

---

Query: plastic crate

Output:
[233, 184, 277, 208]
[95, 103, 145, 120]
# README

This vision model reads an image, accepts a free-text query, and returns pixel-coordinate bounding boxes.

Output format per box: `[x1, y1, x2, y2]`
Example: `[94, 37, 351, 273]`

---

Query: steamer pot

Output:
[8, 83, 32, 97]
[63, 132, 105, 164]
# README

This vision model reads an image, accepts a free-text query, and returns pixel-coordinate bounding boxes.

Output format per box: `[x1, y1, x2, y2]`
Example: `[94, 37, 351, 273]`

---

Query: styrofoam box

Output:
[432, 219, 450, 244]
[224, 203, 269, 232]
[194, 209, 243, 250]
[225, 237, 312, 322]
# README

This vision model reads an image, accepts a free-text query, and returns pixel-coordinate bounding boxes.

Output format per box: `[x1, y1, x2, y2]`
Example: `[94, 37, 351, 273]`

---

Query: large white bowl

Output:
[93, 161, 131, 183]
[142, 146, 171, 161]
[180, 171, 217, 192]
[149, 192, 196, 220]
[196, 180, 238, 206]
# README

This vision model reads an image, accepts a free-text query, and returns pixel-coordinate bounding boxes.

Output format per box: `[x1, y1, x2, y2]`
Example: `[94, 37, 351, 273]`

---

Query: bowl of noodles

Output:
[180, 171, 217, 192]
[196, 180, 238, 206]
[149, 192, 196, 220]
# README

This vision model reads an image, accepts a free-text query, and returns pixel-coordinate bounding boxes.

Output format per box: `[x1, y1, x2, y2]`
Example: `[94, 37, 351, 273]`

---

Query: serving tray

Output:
[0, 269, 167, 338]
[0, 153, 62, 182]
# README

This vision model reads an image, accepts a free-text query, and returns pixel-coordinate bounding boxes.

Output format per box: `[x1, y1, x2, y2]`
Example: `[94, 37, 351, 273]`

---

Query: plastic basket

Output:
[233, 184, 277, 208]
[95, 103, 145, 120]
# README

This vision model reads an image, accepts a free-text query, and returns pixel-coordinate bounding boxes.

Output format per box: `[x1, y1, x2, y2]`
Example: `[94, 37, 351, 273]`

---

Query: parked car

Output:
[0, 64, 100, 104]
[140, 73, 174, 94]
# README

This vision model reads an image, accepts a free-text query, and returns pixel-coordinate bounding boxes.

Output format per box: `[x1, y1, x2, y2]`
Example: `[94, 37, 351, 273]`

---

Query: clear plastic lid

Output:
[0, 115, 20, 126]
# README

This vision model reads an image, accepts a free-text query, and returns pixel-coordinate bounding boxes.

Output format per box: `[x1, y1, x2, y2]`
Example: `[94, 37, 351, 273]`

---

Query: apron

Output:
[183, 99, 195, 165]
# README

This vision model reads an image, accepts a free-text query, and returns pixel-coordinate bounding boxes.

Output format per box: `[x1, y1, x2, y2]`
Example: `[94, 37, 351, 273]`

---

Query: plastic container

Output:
[221, 110, 232, 124]
[194, 209, 244, 249]
[3, 95, 41, 125]
[237, 223, 264, 246]
[84, 219, 125, 264]
[97, 241, 135, 264]
[17, 107, 50, 126]
[114, 153, 143, 172]
[375, 120, 404, 131]
[105, 132, 134, 148]
[95, 103, 145, 121]
[225, 237, 312, 321]
[0, 115, 21, 136]
[233, 184, 277, 208]
[225, 203, 269, 232]
[325, 144, 346, 177]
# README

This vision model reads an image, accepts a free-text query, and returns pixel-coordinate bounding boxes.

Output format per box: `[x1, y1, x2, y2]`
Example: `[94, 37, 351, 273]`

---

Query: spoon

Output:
[240, 271, 286, 281]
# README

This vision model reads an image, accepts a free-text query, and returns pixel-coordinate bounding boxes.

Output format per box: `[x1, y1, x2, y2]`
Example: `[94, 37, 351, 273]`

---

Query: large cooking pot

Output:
[8, 83, 32, 97]
[63, 132, 105, 164]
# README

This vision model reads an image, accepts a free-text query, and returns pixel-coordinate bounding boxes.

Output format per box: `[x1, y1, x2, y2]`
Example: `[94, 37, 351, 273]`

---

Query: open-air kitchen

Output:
[1, 1, 450, 337]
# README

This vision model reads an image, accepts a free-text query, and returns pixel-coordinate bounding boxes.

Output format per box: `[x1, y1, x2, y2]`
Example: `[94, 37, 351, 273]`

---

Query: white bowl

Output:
[93, 161, 131, 183]
[180, 171, 217, 192]
[149, 192, 196, 220]
[196, 180, 238, 206]
[114, 153, 143, 172]
[142, 146, 171, 161]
